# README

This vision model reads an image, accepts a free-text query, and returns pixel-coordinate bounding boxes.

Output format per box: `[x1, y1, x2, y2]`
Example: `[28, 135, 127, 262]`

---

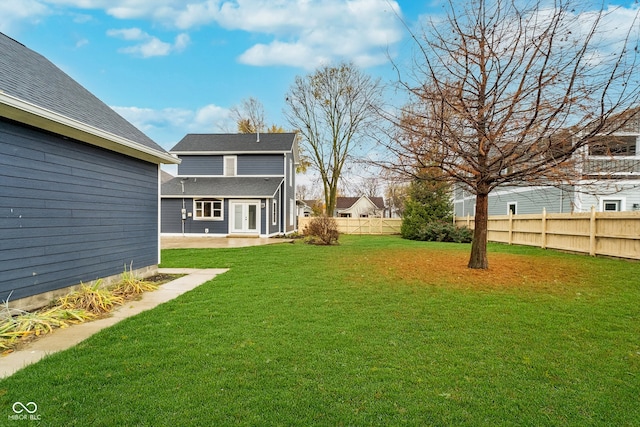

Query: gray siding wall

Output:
[237, 155, 284, 175]
[0, 119, 159, 302]
[487, 186, 574, 215]
[178, 154, 285, 176]
[161, 198, 229, 234]
[178, 155, 223, 175]
[454, 186, 575, 216]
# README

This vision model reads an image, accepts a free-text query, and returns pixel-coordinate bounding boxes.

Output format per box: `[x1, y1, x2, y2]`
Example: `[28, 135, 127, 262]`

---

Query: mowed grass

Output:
[1, 235, 639, 426]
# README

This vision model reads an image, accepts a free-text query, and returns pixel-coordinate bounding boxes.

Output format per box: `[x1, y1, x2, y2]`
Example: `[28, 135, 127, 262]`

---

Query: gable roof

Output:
[0, 32, 177, 165]
[171, 133, 299, 163]
[336, 196, 385, 210]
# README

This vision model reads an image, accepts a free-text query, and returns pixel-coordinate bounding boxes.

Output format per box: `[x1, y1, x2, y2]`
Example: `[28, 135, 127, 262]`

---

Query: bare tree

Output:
[230, 97, 266, 133]
[380, 0, 640, 268]
[285, 62, 384, 216]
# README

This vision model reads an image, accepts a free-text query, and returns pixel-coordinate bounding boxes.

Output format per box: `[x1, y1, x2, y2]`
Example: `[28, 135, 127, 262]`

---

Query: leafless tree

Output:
[230, 97, 266, 133]
[285, 62, 384, 216]
[379, 0, 640, 268]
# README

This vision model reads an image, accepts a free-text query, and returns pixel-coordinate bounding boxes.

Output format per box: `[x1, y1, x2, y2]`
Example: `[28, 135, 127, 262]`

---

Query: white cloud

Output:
[107, 28, 190, 57]
[30, 0, 405, 68]
[112, 104, 233, 147]
[0, 0, 49, 33]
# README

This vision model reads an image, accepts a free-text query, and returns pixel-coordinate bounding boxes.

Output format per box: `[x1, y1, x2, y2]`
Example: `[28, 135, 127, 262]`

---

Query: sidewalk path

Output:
[0, 268, 227, 379]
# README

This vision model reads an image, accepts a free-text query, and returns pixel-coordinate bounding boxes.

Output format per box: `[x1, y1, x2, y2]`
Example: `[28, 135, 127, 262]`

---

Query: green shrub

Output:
[403, 221, 472, 243]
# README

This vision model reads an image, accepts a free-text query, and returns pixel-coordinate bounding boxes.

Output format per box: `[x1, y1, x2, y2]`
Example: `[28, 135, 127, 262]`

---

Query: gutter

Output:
[0, 91, 180, 165]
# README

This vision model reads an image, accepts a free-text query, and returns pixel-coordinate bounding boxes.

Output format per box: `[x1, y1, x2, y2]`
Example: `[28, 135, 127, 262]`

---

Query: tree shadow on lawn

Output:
[349, 248, 591, 296]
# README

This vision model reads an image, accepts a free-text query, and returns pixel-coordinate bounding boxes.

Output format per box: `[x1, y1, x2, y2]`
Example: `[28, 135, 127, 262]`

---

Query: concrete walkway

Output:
[161, 235, 293, 249]
[0, 268, 227, 379]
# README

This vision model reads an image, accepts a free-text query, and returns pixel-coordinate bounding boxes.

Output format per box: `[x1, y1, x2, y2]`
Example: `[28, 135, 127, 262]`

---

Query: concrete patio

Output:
[161, 235, 294, 249]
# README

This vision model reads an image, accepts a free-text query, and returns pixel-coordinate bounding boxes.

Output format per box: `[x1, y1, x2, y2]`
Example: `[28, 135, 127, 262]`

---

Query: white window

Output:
[289, 157, 293, 187]
[224, 156, 236, 176]
[508, 202, 517, 215]
[602, 199, 622, 212]
[194, 199, 223, 220]
[272, 200, 277, 225]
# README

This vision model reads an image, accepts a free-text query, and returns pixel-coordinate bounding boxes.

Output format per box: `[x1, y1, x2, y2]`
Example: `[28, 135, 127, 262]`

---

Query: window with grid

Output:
[194, 199, 223, 220]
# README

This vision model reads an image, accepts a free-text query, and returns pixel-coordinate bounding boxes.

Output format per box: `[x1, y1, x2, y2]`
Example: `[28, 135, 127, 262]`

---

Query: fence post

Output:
[541, 208, 547, 249]
[589, 206, 597, 256]
[508, 211, 513, 245]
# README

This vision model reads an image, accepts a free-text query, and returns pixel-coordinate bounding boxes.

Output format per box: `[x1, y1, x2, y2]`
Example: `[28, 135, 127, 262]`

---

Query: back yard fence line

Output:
[454, 207, 640, 260]
[298, 216, 403, 235]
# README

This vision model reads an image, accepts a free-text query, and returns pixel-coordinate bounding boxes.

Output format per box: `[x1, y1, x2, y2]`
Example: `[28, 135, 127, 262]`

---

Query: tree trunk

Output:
[468, 192, 489, 269]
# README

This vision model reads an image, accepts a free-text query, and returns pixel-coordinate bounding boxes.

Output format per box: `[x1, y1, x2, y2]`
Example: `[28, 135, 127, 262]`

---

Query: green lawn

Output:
[1, 235, 639, 426]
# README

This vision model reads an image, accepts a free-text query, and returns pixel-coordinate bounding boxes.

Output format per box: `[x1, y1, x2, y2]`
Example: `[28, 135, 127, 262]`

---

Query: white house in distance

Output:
[454, 109, 640, 216]
[334, 196, 386, 218]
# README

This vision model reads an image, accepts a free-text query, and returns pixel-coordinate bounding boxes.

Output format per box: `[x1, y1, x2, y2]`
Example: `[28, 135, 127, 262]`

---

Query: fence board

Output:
[455, 209, 640, 260]
[298, 216, 402, 235]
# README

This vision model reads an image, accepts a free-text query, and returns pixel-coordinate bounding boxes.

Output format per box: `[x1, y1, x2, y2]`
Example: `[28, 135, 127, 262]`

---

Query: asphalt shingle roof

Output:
[336, 196, 385, 210]
[0, 32, 166, 154]
[170, 133, 297, 153]
[162, 177, 284, 198]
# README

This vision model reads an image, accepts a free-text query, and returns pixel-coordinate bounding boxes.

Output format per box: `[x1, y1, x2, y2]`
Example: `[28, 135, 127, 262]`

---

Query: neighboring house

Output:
[161, 133, 299, 237]
[454, 110, 640, 216]
[297, 200, 314, 217]
[0, 33, 179, 309]
[334, 196, 386, 218]
[297, 199, 323, 217]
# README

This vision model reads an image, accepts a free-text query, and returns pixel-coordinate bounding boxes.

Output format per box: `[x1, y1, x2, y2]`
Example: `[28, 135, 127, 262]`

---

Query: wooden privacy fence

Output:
[455, 208, 640, 260]
[298, 216, 403, 235]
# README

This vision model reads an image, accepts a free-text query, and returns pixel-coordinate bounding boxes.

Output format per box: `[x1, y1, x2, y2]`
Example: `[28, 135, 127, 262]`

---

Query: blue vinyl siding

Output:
[178, 155, 223, 175]
[0, 119, 159, 302]
[161, 198, 229, 234]
[237, 155, 284, 175]
[178, 154, 284, 176]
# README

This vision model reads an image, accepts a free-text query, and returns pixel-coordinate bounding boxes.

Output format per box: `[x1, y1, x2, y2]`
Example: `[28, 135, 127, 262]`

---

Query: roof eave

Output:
[170, 150, 291, 155]
[0, 92, 180, 165]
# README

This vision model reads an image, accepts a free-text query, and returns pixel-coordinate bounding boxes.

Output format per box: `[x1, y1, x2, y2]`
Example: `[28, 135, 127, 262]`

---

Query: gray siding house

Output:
[454, 110, 640, 216]
[0, 33, 178, 309]
[161, 133, 299, 237]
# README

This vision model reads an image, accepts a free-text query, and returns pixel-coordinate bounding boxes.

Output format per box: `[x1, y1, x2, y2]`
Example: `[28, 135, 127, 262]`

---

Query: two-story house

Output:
[161, 133, 299, 237]
[454, 108, 640, 215]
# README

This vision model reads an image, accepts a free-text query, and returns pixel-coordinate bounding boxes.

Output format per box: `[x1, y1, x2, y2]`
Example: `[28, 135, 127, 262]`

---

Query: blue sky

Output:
[0, 0, 433, 151]
[1, 0, 637, 185]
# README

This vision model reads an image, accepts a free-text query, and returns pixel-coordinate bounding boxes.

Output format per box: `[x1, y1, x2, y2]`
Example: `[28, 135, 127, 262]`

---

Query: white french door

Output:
[230, 201, 260, 234]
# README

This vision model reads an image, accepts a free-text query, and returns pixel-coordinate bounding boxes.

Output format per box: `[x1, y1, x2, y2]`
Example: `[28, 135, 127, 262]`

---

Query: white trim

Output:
[0, 91, 179, 165]
[229, 200, 261, 234]
[174, 174, 284, 178]
[223, 155, 237, 176]
[600, 197, 626, 212]
[193, 198, 224, 221]
[507, 201, 517, 215]
[157, 164, 162, 264]
[171, 150, 291, 156]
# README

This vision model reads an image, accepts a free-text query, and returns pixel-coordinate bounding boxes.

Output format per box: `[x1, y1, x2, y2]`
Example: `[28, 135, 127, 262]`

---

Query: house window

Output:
[224, 156, 237, 176]
[289, 158, 293, 187]
[508, 203, 517, 215]
[272, 200, 277, 225]
[602, 199, 622, 212]
[194, 199, 223, 220]
[588, 136, 637, 156]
